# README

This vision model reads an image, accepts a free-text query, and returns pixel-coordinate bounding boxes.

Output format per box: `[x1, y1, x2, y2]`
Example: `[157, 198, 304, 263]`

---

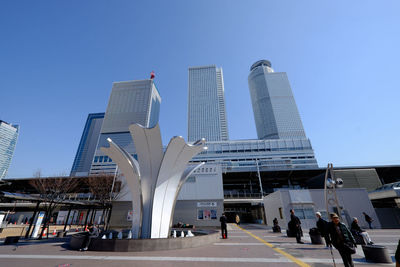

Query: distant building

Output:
[90, 79, 161, 174]
[248, 60, 306, 140]
[0, 121, 19, 179]
[70, 113, 104, 177]
[263, 188, 381, 229]
[191, 138, 318, 173]
[188, 65, 229, 142]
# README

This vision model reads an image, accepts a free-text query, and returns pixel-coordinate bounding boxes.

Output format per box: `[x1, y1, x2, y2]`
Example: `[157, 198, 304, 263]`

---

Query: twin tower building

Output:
[71, 60, 317, 177]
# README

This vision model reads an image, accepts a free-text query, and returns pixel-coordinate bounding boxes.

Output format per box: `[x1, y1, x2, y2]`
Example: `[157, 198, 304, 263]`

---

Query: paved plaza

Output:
[0, 224, 398, 267]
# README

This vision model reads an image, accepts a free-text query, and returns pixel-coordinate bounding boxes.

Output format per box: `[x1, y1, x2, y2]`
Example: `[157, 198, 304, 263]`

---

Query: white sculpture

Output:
[180, 231, 185, 238]
[102, 234, 107, 239]
[172, 230, 177, 238]
[117, 231, 122, 239]
[108, 232, 113, 239]
[127, 230, 132, 239]
[101, 123, 205, 239]
[187, 230, 194, 237]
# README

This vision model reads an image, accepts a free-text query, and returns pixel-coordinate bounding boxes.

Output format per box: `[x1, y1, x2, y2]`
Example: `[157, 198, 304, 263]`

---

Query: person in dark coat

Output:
[350, 217, 373, 245]
[395, 239, 400, 267]
[315, 212, 329, 247]
[362, 212, 373, 229]
[272, 217, 281, 233]
[326, 213, 357, 267]
[289, 209, 303, 244]
[219, 213, 228, 239]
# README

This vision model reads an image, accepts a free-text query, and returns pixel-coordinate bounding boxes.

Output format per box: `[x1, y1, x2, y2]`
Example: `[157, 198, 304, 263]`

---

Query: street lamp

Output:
[324, 163, 343, 220]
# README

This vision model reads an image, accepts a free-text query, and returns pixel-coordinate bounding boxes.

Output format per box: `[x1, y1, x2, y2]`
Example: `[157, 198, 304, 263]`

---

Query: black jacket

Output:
[316, 218, 328, 235]
[350, 221, 364, 235]
[219, 215, 227, 226]
[289, 214, 301, 232]
[327, 222, 356, 248]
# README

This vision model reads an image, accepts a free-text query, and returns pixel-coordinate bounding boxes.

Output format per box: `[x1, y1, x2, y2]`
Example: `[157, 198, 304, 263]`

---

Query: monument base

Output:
[69, 230, 219, 252]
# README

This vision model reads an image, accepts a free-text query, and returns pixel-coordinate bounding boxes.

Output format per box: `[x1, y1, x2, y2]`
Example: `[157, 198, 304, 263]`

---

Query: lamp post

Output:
[324, 163, 344, 219]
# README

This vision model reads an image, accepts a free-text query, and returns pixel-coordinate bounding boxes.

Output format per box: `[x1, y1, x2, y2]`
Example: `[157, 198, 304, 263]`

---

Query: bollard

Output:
[362, 245, 392, 263]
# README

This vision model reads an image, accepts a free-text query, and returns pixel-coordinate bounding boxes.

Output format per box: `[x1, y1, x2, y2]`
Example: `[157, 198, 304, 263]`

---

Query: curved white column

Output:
[128, 124, 163, 239]
[100, 138, 142, 239]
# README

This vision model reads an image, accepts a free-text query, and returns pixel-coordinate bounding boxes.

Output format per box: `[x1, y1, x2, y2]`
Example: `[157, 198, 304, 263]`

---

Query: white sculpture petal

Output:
[101, 138, 142, 239]
[128, 123, 163, 238]
[152, 138, 206, 238]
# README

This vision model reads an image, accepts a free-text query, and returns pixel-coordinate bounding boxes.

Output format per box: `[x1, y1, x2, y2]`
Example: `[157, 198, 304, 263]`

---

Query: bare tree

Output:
[87, 173, 123, 229]
[29, 173, 79, 239]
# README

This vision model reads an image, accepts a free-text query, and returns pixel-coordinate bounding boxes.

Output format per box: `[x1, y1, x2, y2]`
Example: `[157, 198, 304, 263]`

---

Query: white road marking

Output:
[213, 243, 264, 246]
[0, 254, 388, 264]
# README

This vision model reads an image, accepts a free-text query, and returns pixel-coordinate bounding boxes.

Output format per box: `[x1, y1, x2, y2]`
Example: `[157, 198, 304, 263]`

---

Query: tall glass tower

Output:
[0, 120, 19, 179]
[90, 79, 161, 174]
[248, 60, 306, 140]
[188, 65, 229, 142]
[70, 113, 104, 177]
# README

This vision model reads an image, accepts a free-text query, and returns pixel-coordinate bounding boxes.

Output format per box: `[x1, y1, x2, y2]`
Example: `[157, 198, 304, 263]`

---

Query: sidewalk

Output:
[0, 223, 397, 267]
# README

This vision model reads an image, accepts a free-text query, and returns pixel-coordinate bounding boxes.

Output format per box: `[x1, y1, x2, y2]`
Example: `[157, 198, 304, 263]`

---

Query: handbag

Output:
[343, 242, 356, 254]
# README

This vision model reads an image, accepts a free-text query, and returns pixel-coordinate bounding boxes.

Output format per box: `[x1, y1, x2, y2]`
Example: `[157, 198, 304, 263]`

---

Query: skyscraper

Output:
[70, 113, 104, 177]
[90, 79, 161, 174]
[187, 65, 229, 142]
[248, 60, 306, 140]
[0, 120, 19, 179]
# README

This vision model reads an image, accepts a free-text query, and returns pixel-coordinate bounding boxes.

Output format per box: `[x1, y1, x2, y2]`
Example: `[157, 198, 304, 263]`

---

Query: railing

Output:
[224, 192, 263, 199]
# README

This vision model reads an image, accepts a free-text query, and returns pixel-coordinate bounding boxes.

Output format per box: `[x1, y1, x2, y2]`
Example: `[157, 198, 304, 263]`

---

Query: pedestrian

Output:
[326, 213, 357, 267]
[80, 224, 100, 251]
[362, 212, 373, 229]
[395, 239, 400, 267]
[272, 217, 281, 233]
[289, 209, 304, 244]
[235, 214, 240, 225]
[316, 212, 329, 247]
[350, 217, 373, 245]
[219, 213, 228, 239]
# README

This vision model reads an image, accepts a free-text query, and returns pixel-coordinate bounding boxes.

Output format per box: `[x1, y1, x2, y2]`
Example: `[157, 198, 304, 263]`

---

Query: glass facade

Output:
[0, 121, 19, 179]
[248, 60, 306, 140]
[70, 113, 104, 177]
[188, 65, 229, 142]
[89, 79, 161, 175]
[191, 139, 318, 172]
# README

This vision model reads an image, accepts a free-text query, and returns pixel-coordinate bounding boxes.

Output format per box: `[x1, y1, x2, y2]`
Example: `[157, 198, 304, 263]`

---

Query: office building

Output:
[188, 65, 229, 142]
[70, 113, 104, 177]
[248, 60, 306, 140]
[90, 79, 161, 174]
[0, 121, 19, 179]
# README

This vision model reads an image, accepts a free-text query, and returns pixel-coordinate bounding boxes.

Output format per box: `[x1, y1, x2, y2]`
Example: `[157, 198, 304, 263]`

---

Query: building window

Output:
[279, 207, 283, 219]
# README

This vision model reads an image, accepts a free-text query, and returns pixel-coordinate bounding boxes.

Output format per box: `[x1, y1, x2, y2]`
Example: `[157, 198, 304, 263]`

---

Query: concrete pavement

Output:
[0, 224, 397, 267]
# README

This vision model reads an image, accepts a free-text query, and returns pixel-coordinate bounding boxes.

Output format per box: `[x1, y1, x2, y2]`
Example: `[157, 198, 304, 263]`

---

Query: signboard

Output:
[197, 209, 217, 220]
[32, 212, 45, 238]
[197, 202, 217, 208]
[127, 210, 133, 221]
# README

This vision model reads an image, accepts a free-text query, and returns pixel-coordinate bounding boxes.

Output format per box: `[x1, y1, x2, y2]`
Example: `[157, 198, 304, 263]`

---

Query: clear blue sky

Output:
[1, 1, 399, 178]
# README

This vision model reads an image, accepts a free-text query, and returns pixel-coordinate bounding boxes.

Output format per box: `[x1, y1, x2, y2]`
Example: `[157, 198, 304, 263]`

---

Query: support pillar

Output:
[26, 201, 40, 238]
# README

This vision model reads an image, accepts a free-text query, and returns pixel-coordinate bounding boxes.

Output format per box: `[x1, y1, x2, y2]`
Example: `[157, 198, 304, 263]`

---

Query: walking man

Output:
[289, 209, 303, 244]
[363, 212, 373, 229]
[316, 212, 329, 247]
[220, 213, 228, 239]
[327, 213, 357, 267]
